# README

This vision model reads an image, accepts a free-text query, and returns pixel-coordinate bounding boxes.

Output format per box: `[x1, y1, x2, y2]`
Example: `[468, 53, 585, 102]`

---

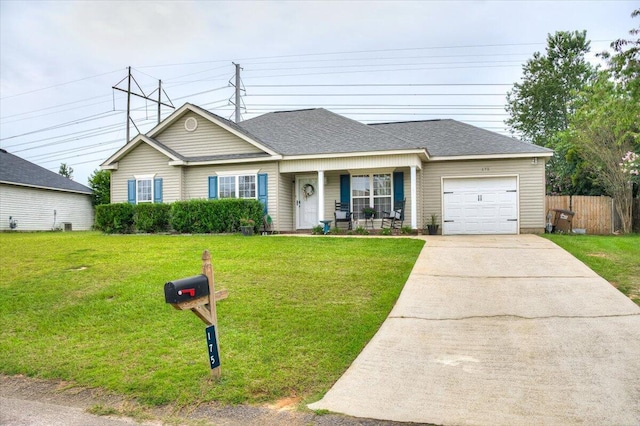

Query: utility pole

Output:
[157, 80, 162, 124]
[126, 66, 131, 144]
[112, 67, 175, 144]
[234, 63, 242, 123]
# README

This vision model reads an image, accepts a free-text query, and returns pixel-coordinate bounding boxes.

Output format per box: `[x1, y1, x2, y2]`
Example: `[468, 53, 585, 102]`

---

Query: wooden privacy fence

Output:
[546, 195, 613, 234]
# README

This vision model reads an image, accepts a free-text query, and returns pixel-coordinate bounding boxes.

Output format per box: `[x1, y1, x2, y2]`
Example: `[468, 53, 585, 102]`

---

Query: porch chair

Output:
[380, 199, 406, 230]
[334, 201, 353, 230]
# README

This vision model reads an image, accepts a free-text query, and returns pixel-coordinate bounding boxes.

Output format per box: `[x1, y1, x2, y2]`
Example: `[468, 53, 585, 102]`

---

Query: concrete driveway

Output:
[309, 235, 640, 425]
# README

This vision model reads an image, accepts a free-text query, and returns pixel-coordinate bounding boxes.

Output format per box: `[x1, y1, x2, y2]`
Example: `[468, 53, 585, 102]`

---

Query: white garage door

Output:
[443, 177, 518, 235]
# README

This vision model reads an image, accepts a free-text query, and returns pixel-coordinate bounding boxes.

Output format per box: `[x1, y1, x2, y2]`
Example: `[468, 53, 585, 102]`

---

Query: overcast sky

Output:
[0, 0, 636, 185]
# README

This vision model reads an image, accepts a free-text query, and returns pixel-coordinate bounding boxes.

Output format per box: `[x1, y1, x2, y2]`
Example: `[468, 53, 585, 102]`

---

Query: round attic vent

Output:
[184, 117, 198, 132]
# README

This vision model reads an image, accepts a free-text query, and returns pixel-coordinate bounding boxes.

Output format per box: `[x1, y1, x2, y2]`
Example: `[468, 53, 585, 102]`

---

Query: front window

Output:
[352, 174, 392, 219]
[238, 175, 256, 198]
[219, 176, 236, 199]
[219, 174, 256, 199]
[137, 179, 152, 203]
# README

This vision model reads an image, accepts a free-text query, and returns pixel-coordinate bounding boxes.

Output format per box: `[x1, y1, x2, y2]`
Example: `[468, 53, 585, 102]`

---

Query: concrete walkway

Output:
[309, 235, 640, 425]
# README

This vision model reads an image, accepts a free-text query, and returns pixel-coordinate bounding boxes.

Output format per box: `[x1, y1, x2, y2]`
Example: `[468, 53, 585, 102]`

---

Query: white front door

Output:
[296, 176, 318, 229]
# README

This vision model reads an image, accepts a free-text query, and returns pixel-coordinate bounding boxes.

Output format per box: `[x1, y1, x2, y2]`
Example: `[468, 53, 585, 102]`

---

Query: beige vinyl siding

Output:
[422, 158, 546, 233]
[111, 143, 181, 203]
[280, 154, 422, 173]
[155, 111, 264, 157]
[183, 161, 279, 225]
[278, 172, 294, 231]
[0, 184, 93, 231]
[317, 169, 415, 229]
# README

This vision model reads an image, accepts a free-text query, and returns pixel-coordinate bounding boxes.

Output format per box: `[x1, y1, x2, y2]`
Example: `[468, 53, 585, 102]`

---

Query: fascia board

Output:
[101, 135, 180, 167]
[429, 152, 554, 161]
[148, 103, 280, 157]
[282, 149, 428, 161]
[174, 155, 283, 167]
[0, 180, 92, 195]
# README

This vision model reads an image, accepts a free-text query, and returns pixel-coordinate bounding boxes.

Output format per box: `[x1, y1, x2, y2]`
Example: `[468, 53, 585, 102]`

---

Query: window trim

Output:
[217, 174, 257, 199]
[350, 173, 393, 218]
[134, 174, 156, 204]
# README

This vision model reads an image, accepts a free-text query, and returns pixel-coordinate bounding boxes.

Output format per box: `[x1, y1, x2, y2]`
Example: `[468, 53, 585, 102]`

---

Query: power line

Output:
[0, 69, 122, 100]
[0, 111, 117, 142]
[246, 93, 507, 97]
[245, 59, 523, 73]
[244, 64, 522, 79]
[248, 83, 513, 87]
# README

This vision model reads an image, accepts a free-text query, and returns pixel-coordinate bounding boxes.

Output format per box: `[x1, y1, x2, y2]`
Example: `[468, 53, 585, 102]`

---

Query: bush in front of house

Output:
[95, 203, 135, 234]
[134, 203, 171, 233]
[170, 199, 264, 233]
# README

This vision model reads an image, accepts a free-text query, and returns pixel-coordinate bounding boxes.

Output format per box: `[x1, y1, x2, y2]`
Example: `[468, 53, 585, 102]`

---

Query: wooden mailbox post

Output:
[164, 250, 227, 378]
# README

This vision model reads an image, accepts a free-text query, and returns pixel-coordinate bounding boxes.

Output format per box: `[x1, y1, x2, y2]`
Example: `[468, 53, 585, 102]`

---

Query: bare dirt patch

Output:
[586, 252, 609, 258]
[0, 375, 423, 426]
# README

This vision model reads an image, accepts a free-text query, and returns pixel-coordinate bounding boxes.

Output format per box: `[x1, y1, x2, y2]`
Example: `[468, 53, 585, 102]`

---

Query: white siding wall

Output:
[0, 184, 93, 231]
[155, 111, 264, 157]
[111, 143, 181, 203]
[422, 158, 546, 233]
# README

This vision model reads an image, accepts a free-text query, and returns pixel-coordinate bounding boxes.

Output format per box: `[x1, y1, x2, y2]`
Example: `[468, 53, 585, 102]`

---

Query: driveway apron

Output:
[308, 235, 640, 425]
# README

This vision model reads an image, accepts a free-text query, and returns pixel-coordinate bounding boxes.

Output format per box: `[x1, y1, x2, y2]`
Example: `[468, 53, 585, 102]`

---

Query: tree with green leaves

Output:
[506, 30, 596, 148]
[567, 10, 640, 233]
[506, 31, 600, 196]
[58, 163, 74, 179]
[88, 169, 111, 206]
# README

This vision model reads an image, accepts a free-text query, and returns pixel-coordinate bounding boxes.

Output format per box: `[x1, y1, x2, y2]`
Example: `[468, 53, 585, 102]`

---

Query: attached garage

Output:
[442, 176, 518, 235]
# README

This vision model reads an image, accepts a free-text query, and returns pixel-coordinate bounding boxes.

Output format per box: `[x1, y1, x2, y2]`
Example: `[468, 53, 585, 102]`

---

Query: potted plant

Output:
[239, 218, 255, 236]
[362, 206, 376, 219]
[426, 213, 439, 235]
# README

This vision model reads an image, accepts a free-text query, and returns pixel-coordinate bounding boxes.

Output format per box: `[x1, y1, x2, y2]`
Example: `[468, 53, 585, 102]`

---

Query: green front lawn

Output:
[0, 232, 424, 406]
[543, 234, 640, 305]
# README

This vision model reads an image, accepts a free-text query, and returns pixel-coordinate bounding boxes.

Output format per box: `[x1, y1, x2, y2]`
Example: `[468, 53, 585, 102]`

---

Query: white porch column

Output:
[410, 166, 417, 229]
[317, 170, 325, 223]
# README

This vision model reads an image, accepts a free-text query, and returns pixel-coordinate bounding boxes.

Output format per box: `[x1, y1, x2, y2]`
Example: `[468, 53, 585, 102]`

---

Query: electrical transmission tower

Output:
[228, 63, 245, 123]
[112, 67, 175, 143]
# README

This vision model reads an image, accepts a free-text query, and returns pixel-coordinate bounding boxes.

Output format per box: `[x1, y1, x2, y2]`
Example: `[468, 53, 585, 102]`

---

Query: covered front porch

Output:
[279, 153, 424, 231]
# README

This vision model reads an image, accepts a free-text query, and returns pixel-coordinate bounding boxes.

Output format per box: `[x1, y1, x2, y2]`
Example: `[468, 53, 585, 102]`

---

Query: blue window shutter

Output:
[154, 178, 163, 203]
[127, 180, 136, 204]
[393, 172, 404, 206]
[340, 174, 350, 205]
[208, 176, 218, 199]
[258, 173, 268, 214]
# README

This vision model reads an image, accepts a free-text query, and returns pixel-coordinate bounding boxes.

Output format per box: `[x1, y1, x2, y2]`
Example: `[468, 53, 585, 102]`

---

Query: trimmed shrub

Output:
[134, 203, 171, 233]
[170, 199, 264, 233]
[95, 203, 135, 234]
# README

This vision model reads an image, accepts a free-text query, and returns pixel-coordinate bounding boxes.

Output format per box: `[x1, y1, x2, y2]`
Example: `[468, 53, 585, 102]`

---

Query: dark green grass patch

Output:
[0, 232, 423, 406]
[543, 234, 640, 305]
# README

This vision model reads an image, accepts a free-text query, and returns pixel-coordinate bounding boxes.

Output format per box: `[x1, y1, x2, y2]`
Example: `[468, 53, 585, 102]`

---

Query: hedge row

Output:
[95, 199, 264, 234]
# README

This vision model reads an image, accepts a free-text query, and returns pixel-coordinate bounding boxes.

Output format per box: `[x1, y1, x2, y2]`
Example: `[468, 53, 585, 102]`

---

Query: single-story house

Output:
[101, 103, 553, 234]
[0, 149, 94, 231]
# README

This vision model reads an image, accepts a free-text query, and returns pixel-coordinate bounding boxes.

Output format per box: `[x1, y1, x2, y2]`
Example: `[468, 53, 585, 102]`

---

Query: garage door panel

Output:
[443, 177, 518, 235]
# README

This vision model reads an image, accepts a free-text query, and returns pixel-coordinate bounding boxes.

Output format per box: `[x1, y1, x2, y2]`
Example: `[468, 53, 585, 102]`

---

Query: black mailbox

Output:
[164, 274, 209, 304]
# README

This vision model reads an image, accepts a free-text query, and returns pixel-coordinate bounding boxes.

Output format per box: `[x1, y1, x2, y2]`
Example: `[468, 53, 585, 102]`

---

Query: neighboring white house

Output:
[102, 104, 553, 235]
[0, 149, 94, 231]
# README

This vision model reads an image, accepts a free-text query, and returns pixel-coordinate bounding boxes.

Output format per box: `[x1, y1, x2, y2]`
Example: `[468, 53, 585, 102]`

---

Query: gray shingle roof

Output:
[239, 108, 419, 155]
[0, 149, 92, 194]
[240, 108, 551, 158]
[371, 119, 553, 157]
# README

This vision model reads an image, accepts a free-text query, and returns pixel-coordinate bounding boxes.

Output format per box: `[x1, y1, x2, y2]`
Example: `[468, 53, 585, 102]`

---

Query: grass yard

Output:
[0, 232, 423, 407]
[543, 234, 640, 305]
